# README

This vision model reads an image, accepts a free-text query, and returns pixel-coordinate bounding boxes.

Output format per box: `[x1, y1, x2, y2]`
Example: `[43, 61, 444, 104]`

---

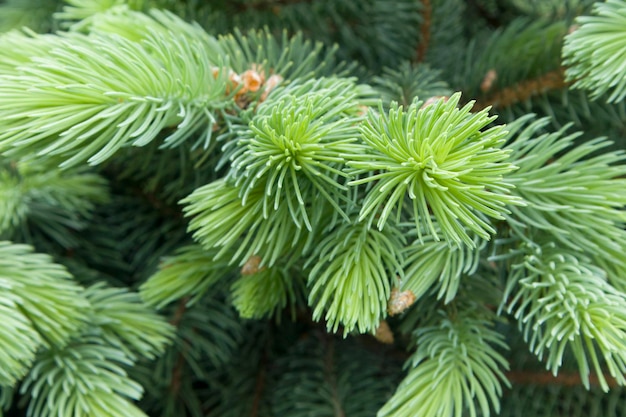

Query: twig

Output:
[250, 351, 267, 417]
[506, 370, 619, 389]
[475, 67, 569, 111]
[235, 0, 312, 12]
[170, 297, 189, 327]
[322, 335, 346, 417]
[169, 298, 189, 397]
[415, 0, 432, 62]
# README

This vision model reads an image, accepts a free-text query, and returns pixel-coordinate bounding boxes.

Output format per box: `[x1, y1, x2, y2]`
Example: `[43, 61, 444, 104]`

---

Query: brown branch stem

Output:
[251, 350, 268, 417]
[168, 298, 189, 397]
[235, 0, 313, 12]
[322, 335, 346, 417]
[475, 67, 569, 111]
[506, 370, 619, 389]
[415, 0, 432, 62]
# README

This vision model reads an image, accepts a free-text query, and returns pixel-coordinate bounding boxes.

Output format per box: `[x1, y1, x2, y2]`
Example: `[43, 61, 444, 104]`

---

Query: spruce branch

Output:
[56, 0, 147, 29]
[307, 219, 405, 335]
[217, 28, 351, 82]
[232, 263, 300, 320]
[22, 336, 147, 417]
[504, 115, 626, 282]
[349, 93, 522, 247]
[140, 244, 233, 309]
[371, 62, 451, 108]
[84, 282, 174, 361]
[0, 241, 90, 348]
[272, 333, 398, 417]
[402, 223, 484, 303]
[457, 20, 565, 99]
[182, 178, 315, 267]
[378, 307, 509, 417]
[0, 13, 228, 168]
[0, 29, 59, 72]
[503, 243, 626, 392]
[0, 0, 59, 33]
[225, 77, 370, 226]
[0, 160, 109, 246]
[563, 0, 626, 103]
[0, 290, 42, 386]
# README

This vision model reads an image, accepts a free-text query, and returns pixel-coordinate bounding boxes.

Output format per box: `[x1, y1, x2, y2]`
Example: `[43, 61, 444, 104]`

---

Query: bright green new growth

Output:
[226, 78, 367, 228]
[563, 0, 626, 102]
[140, 244, 232, 309]
[402, 225, 483, 303]
[308, 220, 405, 334]
[2, 1, 626, 417]
[0, 242, 90, 350]
[349, 93, 522, 247]
[503, 243, 626, 392]
[84, 283, 174, 360]
[379, 308, 509, 417]
[22, 338, 147, 417]
[504, 116, 626, 285]
[232, 266, 298, 320]
[0, 11, 227, 168]
[0, 289, 41, 386]
[0, 161, 108, 246]
[182, 179, 314, 267]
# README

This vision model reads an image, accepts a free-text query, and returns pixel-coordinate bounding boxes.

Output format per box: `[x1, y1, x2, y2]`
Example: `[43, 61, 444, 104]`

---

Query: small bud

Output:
[241, 69, 265, 93]
[387, 287, 416, 316]
[260, 74, 283, 102]
[420, 95, 449, 109]
[357, 104, 370, 116]
[374, 320, 394, 344]
[480, 69, 497, 93]
[241, 255, 264, 275]
[228, 70, 241, 87]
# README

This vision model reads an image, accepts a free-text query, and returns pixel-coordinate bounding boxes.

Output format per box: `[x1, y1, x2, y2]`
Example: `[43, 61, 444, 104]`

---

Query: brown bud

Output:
[260, 74, 283, 102]
[480, 69, 497, 93]
[420, 95, 449, 109]
[374, 320, 394, 344]
[240, 69, 265, 93]
[241, 255, 264, 275]
[387, 287, 416, 316]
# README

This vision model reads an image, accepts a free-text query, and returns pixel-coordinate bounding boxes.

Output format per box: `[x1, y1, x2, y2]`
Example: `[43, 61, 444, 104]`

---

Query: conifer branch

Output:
[563, 0, 626, 103]
[1, 3, 626, 417]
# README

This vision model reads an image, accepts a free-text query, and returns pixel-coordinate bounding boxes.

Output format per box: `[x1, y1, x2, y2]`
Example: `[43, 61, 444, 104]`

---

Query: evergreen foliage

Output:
[0, 0, 626, 416]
